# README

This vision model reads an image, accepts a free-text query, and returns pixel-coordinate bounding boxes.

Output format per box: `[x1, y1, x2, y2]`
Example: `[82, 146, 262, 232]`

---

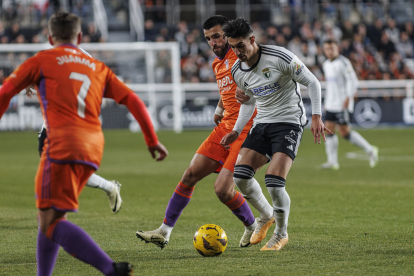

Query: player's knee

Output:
[214, 183, 233, 202]
[182, 166, 200, 186]
[341, 130, 351, 139]
[39, 223, 49, 236]
[233, 165, 255, 190]
[40, 217, 66, 239]
[38, 219, 54, 237]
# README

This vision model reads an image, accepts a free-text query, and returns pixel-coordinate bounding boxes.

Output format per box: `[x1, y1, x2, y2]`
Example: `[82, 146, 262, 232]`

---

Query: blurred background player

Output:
[321, 38, 379, 170]
[0, 11, 168, 276]
[136, 15, 275, 249]
[221, 18, 331, 251]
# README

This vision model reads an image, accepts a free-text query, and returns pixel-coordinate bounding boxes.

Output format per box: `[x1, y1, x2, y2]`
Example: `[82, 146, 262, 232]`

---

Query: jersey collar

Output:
[218, 46, 231, 60]
[57, 43, 78, 49]
[239, 44, 262, 72]
[329, 54, 341, 62]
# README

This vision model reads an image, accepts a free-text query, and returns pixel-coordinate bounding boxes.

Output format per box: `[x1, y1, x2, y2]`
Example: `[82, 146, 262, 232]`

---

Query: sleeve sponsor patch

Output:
[293, 62, 303, 75]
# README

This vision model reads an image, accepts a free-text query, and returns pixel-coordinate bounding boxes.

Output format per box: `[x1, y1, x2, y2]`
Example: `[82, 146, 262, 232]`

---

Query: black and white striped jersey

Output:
[231, 45, 321, 132]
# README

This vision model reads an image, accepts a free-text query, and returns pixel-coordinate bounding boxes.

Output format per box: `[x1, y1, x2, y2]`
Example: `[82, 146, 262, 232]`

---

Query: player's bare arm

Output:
[235, 87, 250, 104]
[221, 94, 256, 149]
[148, 142, 168, 161]
[214, 96, 224, 126]
[220, 130, 239, 150]
[311, 114, 333, 144]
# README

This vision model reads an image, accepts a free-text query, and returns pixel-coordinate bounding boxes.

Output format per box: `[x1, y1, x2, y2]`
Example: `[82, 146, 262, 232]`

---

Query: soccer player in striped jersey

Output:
[136, 16, 275, 249]
[221, 18, 332, 251]
[321, 38, 379, 169]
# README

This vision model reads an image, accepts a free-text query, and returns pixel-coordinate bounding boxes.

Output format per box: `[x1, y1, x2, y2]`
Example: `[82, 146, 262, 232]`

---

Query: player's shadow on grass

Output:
[107, 249, 202, 260]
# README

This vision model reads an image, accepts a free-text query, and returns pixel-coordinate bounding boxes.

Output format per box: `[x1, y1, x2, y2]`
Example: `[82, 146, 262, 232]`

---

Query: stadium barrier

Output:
[0, 43, 413, 132]
[2, 80, 413, 132]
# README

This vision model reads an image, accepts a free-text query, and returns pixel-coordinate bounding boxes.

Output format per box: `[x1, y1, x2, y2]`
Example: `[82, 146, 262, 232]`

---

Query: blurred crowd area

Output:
[0, 0, 414, 85]
[0, 0, 105, 82]
[0, 0, 103, 43]
[145, 17, 414, 83]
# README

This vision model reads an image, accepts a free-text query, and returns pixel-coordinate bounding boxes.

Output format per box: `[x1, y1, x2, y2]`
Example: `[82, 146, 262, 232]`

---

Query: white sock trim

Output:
[85, 174, 114, 193]
[267, 186, 290, 237]
[325, 134, 339, 165]
[160, 223, 173, 239]
[245, 220, 257, 231]
[234, 177, 273, 220]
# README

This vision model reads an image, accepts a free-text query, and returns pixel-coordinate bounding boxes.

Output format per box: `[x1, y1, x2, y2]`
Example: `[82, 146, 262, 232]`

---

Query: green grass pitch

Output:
[1, 128, 413, 275]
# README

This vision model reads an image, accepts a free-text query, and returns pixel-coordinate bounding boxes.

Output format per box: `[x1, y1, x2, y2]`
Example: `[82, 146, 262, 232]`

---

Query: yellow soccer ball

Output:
[193, 224, 228, 257]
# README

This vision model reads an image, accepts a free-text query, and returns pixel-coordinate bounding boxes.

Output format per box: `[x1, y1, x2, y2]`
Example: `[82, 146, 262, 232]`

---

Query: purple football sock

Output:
[37, 231, 59, 276]
[163, 182, 194, 227]
[232, 201, 256, 226]
[225, 191, 255, 226]
[51, 220, 115, 276]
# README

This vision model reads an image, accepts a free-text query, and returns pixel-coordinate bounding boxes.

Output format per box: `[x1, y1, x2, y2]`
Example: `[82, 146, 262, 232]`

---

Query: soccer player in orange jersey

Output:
[136, 16, 274, 249]
[27, 52, 123, 215]
[0, 11, 168, 276]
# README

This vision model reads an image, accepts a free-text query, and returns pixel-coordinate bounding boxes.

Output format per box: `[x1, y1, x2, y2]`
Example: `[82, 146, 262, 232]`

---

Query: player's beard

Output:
[213, 42, 229, 59]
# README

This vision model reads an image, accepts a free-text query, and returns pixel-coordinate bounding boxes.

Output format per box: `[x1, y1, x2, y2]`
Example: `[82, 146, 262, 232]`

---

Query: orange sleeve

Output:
[104, 70, 133, 103]
[4, 55, 41, 92]
[119, 93, 159, 147]
[0, 82, 20, 117]
[105, 69, 158, 147]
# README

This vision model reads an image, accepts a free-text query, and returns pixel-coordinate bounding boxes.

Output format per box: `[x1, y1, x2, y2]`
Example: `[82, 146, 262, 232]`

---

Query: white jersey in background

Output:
[323, 55, 359, 113]
[231, 45, 322, 133]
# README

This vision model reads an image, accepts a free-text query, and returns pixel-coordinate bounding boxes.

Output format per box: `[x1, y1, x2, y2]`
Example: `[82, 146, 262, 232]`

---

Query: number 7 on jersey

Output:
[69, 72, 91, 118]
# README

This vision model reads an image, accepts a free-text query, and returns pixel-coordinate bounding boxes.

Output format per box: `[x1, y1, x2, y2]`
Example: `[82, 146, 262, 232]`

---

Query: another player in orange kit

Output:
[136, 16, 274, 249]
[0, 11, 167, 276]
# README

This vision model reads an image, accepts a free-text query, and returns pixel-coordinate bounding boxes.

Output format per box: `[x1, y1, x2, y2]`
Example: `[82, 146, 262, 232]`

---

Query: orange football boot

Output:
[250, 217, 275, 244]
[260, 233, 288, 251]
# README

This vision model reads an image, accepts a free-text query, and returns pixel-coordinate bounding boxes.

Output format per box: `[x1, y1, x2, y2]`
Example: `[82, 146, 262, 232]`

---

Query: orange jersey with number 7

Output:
[3, 44, 150, 169]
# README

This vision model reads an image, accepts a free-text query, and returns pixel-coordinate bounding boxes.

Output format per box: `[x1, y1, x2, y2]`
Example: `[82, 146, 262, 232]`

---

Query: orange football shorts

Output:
[35, 154, 95, 212]
[196, 123, 249, 172]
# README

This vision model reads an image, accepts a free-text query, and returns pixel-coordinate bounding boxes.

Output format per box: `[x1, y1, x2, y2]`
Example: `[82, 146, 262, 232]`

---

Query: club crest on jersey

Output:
[225, 59, 229, 70]
[262, 68, 271, 79]
[293, 62, 303, 75]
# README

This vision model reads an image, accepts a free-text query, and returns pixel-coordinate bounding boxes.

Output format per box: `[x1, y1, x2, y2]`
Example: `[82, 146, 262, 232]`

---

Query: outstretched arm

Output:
[220, 95, 256, 149]
[288, 57, 332, 143]
[296, 71, 332, 144]
[105, 71, 168, 161]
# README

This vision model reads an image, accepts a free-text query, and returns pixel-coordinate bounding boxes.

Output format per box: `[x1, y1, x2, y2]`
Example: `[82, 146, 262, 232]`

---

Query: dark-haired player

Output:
[221, 18, 331, 251]
[0, 11, 168, 275]
[136, 15, 275, 249]
[321, 38, 378, 169]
